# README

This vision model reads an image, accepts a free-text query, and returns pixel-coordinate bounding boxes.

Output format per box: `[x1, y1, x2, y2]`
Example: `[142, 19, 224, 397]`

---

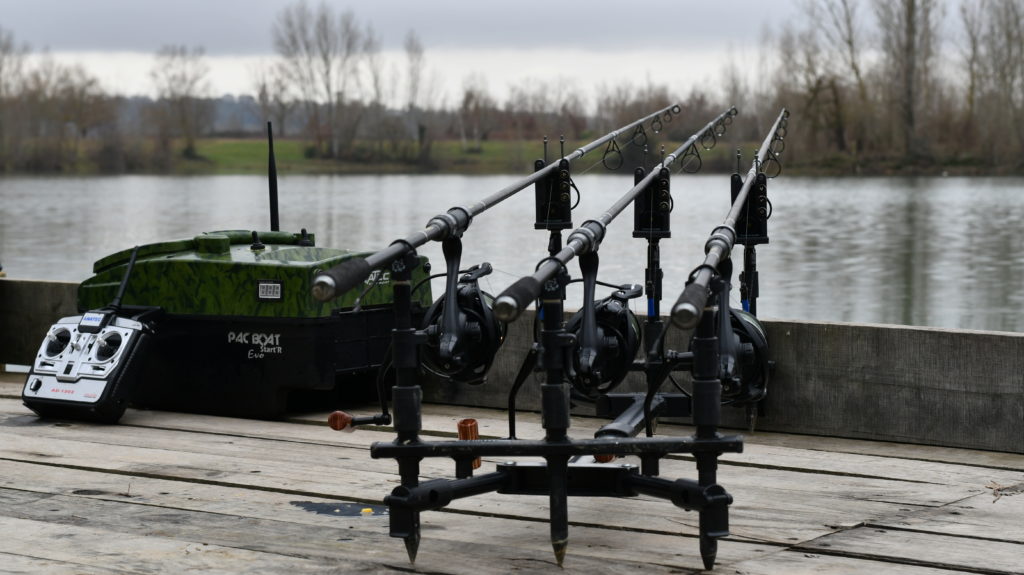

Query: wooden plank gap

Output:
[118, 421, 376, 451]
[862, 522, 1024, 546]
[0, 455, 386, 506]
[788, 545, 1019, 575]
[0, 550, 132, 574]
[666, 454, 947, 485]
[775, 445, 1024, 474]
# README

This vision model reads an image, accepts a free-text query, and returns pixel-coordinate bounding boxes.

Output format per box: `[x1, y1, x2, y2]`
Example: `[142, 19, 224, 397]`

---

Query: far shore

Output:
[1, 137, 1014, 178]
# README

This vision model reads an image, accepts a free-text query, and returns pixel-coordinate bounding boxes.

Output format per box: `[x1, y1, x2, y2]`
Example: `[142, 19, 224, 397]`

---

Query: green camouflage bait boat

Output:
[23, 228, 431, 421]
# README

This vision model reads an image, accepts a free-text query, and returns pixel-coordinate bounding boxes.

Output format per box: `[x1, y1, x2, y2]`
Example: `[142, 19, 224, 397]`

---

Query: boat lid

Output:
[92, 230, 318, 273]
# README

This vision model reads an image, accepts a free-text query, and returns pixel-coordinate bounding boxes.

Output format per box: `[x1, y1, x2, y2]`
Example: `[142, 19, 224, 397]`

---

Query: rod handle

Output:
[312, 257, 372, 301]
[671, 282, 709, 330]
[494, 276, 542, 322]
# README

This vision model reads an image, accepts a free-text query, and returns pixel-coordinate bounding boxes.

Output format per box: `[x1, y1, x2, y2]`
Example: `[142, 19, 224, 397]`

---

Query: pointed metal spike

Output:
[700, 536, 717, 571]
[404, 533, 420, 564]
[552, 538, 567, 567]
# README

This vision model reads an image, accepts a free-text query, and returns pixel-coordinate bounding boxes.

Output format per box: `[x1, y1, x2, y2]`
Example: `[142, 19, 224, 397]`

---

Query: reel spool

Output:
[720, 308, 770, 406]
[565, 284, 643, 399]
[420, 263, 506, 385]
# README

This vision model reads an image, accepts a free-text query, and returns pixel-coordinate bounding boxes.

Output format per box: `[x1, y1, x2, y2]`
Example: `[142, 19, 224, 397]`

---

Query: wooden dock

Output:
[1, 373, 1022, 574]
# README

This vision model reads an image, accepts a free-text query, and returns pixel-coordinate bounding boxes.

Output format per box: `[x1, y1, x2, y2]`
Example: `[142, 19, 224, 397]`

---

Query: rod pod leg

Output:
[690, 275, 730, 570]
[385, 251, 425, 563]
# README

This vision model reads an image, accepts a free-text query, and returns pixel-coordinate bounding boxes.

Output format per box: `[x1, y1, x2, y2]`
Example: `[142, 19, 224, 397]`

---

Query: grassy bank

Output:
[169, 137, 750, 176]
[8, 137, 1010, 177]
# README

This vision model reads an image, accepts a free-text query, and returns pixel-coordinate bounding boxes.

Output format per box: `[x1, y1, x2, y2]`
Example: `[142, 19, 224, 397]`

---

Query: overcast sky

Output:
[0, 0, 909, 104]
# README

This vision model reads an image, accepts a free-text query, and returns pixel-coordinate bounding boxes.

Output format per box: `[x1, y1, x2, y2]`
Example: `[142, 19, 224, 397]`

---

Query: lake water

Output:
[2, 173, 1023, 332]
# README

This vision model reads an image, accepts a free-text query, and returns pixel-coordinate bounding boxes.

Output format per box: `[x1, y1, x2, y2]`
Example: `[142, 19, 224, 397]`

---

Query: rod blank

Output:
[310, 105, 681, 302]
[493, 107, 740, 323]
[670, 108, 789, 330]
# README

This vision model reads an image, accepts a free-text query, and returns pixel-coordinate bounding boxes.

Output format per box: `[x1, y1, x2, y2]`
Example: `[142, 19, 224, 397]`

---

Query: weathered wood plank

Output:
[0, 516, 334, 575]
[729, 549, 965, 575]
[732, 428, 1024, 472]
[798, 525, 1024, 574]
[872, 489, 1024, 544]
[0, 429, 814, 544]
[1, 402, 980, 513]
[292, 402, 1024, 473]
[3, 383, 1023, 573]
[6, 371, 1023, 473]
[0, 460, 784, 572]
[0, 485, 761, 574]
[2, 389, 1022, 477]
[0, 406, 982, 548]
[0, 552, 130, 575]
[5, 392, 1012, 494]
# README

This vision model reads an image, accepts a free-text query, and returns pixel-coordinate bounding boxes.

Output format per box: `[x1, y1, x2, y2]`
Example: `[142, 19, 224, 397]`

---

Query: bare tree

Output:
[361, 24, 391, 158]
[456, 73, 496, 152]
[273, 1, 365, 158]
[274, 1, 320, 152]
[15, 53, 109, 171]
[817, 0, 871, 152]
[150, 45, 210, 159]
[403, 30, 433, 164]
[873, 0, 941, 159]
[0, 27, 27, 170]
[979, 0, 1024, 161]
[252, 61, 294, 138]
[404, 30, 424, 113]
[328, 9, 365, 156]
[957, 0, 985, 148]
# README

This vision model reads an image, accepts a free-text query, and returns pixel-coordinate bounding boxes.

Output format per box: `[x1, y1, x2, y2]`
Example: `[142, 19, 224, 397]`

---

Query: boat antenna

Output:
[109, 245, 140, 313]
[267, 121, 280, 232]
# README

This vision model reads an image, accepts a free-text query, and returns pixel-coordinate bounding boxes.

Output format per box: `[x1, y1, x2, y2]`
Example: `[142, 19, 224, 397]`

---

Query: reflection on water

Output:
[2, 174, 1022, 332]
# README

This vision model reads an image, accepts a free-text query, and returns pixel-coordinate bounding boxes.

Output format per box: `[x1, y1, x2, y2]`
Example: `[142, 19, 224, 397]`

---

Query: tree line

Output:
[1, 0, 1022, 175]
[756, 0, 1024, 173]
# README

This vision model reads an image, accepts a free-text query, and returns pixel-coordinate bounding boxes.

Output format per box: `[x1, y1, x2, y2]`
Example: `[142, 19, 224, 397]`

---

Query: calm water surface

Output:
[2, 174, 1022, 332]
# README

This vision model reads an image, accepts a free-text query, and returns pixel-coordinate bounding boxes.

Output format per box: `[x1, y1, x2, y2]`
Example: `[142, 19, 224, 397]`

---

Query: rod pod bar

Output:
[670, 108, 789, 330]
[493, 106, 740, 323]
[310, 104, 682, 302]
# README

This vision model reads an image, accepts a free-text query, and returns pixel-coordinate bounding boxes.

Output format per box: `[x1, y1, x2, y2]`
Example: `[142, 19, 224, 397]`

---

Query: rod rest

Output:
[385, 463, 733, 516]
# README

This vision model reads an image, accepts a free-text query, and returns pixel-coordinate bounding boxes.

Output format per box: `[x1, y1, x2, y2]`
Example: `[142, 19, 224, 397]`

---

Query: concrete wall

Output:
[0, 279, 78, 366]
[2, 278, 1021, 453]
[423, 316, 1023, 454]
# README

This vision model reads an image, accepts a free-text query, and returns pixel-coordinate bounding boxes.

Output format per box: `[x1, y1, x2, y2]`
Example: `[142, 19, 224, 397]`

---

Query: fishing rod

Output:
[671, 108, 789, 330]
[316, 103, 681, 564]
[492, 106, 739, 322]
[310, 104, 681, 302]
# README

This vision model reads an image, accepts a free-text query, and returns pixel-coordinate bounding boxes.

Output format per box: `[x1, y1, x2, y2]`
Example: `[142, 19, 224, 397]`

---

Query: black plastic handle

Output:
[493, 276, 542, 322]
[671, 281, 709, 330]
[311, 257, 373, 301]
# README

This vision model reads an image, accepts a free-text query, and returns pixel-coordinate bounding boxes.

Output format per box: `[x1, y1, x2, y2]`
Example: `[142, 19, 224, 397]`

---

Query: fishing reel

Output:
[564, 252, 643, 399]
[691, 302, 769, 407]
[420, 237, 505, 385]
[718, 308, 770, 406]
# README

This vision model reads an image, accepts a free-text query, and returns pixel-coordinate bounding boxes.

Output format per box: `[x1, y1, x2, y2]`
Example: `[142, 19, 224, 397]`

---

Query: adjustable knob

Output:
[250, 231, 266, 252]
[327, 411, 356, 433]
